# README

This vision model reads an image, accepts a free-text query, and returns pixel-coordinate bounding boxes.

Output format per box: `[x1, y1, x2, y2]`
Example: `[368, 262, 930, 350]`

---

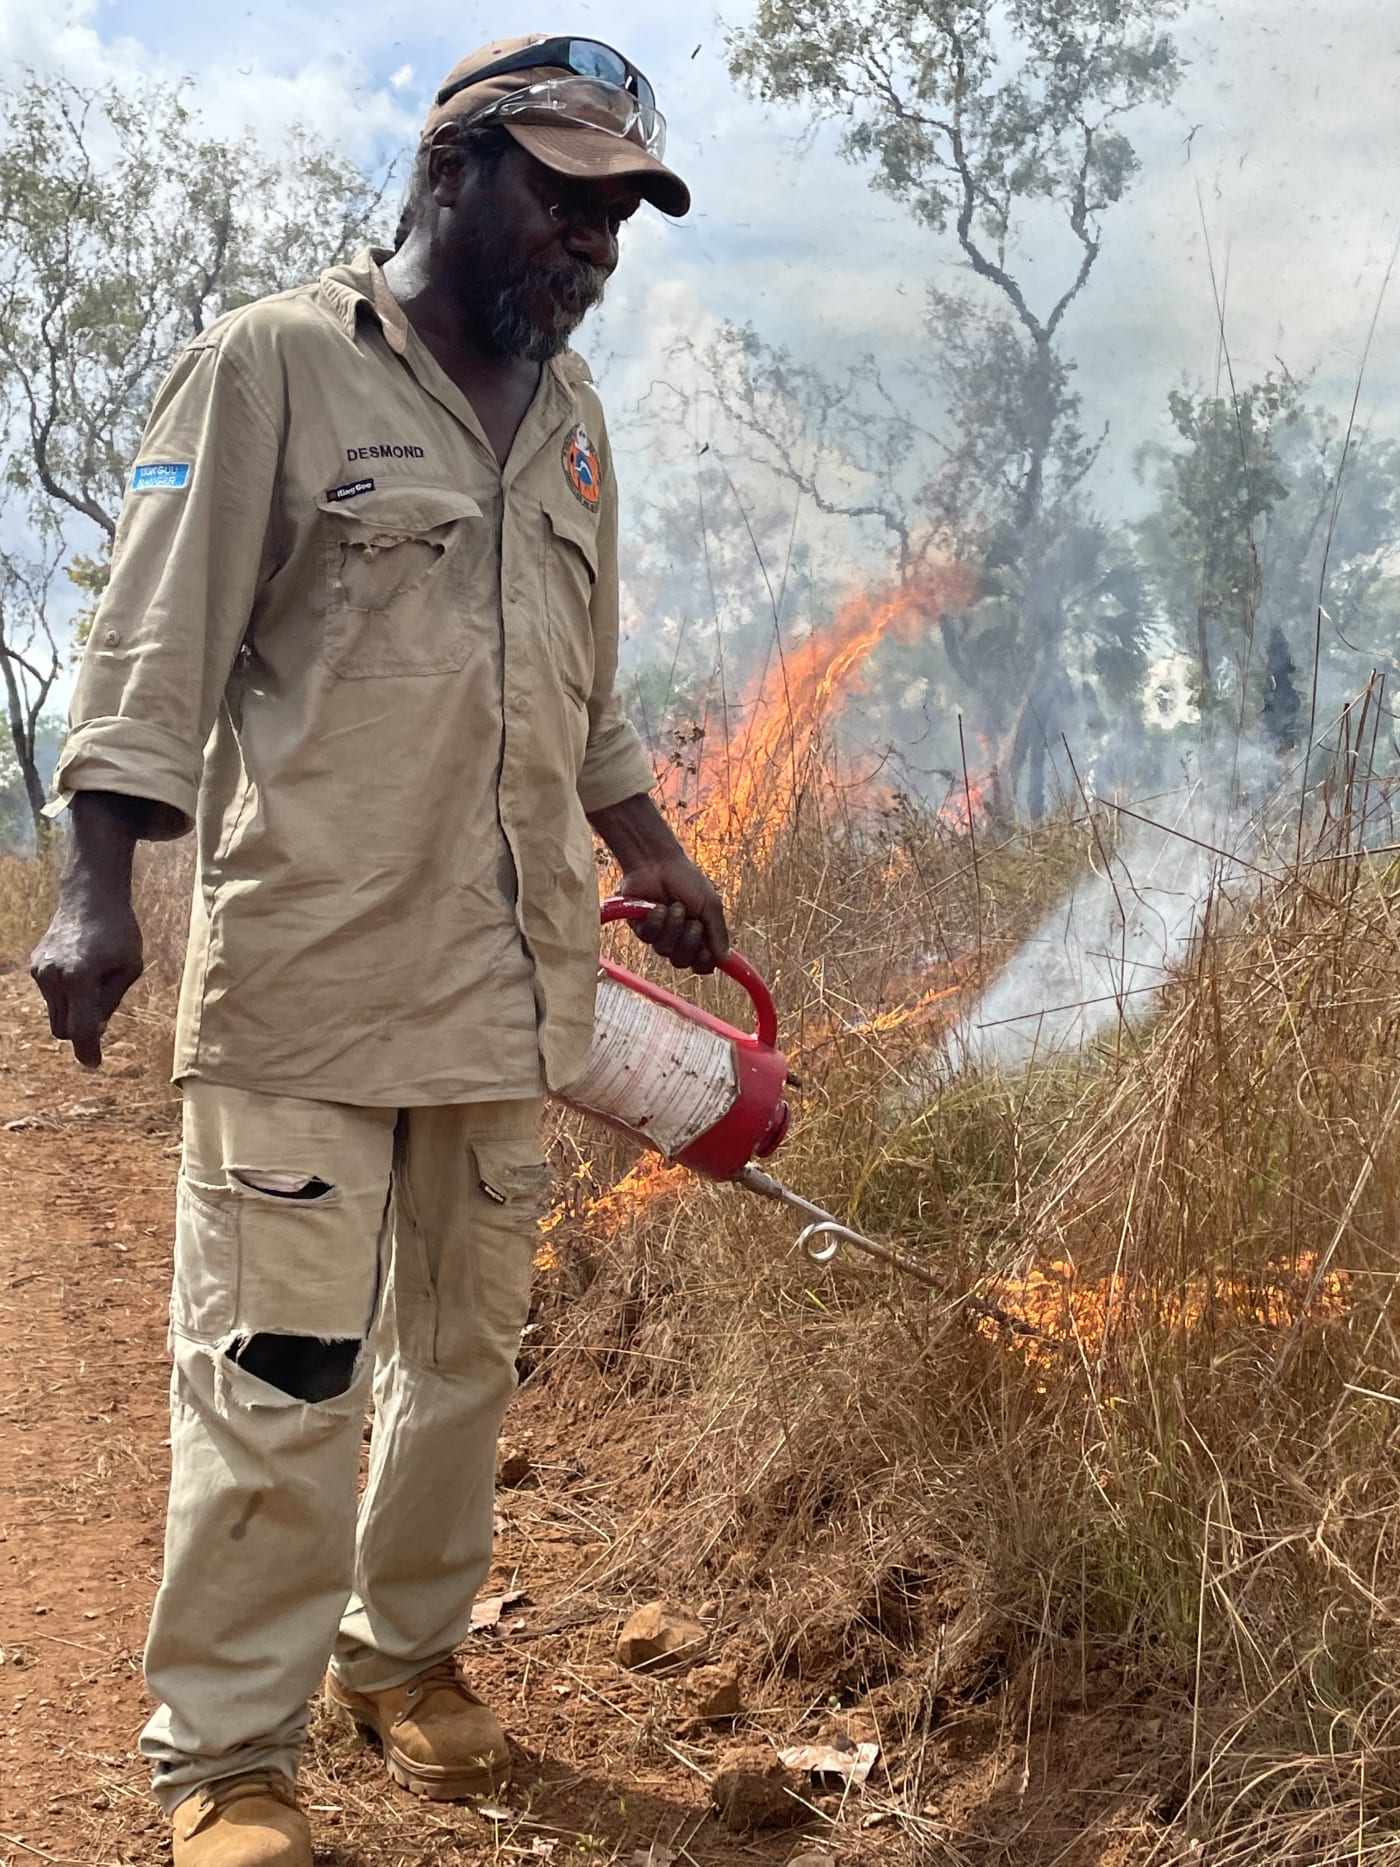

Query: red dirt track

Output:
[0, 968, 876, 1866]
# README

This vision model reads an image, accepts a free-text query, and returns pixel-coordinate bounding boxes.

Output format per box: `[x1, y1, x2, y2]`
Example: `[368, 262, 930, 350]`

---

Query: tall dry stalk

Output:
[541, 708, 1400, 1864]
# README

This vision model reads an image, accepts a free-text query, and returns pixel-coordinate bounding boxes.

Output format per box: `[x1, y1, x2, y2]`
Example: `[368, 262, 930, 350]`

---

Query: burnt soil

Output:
[0, 966, 1167, 1867]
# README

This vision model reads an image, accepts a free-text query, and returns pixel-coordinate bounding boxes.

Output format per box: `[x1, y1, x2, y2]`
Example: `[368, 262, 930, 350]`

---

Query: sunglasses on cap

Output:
[465, 77, 667, 159]
[435, 36, 657, 118]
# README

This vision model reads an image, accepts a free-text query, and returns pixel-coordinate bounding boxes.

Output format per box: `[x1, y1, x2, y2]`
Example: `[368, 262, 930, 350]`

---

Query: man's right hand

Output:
[31, 896, 145, 1068]
[29, 791, 152, 1068]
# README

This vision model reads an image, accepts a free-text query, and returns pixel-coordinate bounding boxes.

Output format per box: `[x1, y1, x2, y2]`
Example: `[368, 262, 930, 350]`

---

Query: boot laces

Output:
[186, 1774, 299, 1833]
[406, 1657, 483, 1708]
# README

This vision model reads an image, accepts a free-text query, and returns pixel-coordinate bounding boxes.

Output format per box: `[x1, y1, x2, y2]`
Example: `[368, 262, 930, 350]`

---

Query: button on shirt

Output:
[53, 248, 655, 1104]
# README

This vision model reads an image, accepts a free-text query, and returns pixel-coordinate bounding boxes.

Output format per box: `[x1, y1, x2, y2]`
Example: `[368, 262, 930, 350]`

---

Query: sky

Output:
[2, 0, 1398, 565]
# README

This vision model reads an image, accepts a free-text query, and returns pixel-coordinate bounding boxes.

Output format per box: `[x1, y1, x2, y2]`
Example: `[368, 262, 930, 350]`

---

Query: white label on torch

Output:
[564, 978, 740, 1159]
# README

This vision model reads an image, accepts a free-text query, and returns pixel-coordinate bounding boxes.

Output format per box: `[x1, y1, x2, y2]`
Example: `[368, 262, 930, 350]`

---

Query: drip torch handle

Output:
[600, 896, 780, 1049]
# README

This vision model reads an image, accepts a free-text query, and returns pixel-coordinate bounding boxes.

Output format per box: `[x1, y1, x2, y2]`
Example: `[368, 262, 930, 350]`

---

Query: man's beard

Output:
[482, 252, 609, 363]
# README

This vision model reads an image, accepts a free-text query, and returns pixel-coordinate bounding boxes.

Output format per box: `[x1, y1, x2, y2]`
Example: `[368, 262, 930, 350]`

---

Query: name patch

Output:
[326, 478, 375, 502]
[346, 444, 425, 462]
[131, 462, 191, 492]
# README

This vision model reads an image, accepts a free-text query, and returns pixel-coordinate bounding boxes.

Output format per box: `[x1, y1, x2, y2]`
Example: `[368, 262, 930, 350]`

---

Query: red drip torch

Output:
[554, 898, 944, 1289]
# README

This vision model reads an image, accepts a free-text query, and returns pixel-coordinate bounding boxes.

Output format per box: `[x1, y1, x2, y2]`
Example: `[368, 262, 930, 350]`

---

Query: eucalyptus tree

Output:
[722, 0, 1183, 810]
[0, 72, 390, 836]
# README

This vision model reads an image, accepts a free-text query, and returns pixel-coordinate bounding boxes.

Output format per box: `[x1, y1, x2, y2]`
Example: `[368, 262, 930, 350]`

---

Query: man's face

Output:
[438, 142, 642, 362]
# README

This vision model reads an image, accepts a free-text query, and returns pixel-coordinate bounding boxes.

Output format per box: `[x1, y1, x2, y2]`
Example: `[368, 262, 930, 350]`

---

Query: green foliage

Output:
[65, 542, 113, 652]
[0, 72, 393, 540]
[1136, 375, 1400, 721]
[1136, 375, 1296, 710]
[0, 70, 393, 840]
[921, 289, 1100, 534]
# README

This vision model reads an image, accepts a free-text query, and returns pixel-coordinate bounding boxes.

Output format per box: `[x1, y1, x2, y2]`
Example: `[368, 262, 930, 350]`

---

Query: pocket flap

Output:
[544, 496, 601, 573]
[317, 484, 483, 536]
[473, 1139, 553, 1207]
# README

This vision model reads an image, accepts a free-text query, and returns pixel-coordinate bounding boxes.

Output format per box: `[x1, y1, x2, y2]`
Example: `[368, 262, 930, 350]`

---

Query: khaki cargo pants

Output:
[139, 1082, 547, 1813]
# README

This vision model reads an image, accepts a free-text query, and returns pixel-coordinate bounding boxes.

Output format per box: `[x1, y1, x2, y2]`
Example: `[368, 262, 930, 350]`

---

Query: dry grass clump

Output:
[541, 768, 1400, 1863]
[0, 843, 60, 958]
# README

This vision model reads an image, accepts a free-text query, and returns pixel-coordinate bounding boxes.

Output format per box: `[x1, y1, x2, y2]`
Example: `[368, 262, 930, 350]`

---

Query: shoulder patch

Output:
[131, 462, 191, 492]
[562, 425, 602, 511]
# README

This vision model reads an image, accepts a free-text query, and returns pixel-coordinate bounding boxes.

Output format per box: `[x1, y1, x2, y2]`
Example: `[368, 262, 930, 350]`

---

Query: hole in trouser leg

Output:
[226, 1333, 363, 1403]
[230, 1169, 336, 1201]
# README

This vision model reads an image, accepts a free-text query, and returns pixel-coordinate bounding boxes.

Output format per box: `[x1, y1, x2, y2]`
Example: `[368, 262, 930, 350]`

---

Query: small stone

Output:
[711, 1747, 806, 1832]
[685, 1663, 743, 1723]
[496, 1451, 535, 1489]
[616, 1601, 708, 1678]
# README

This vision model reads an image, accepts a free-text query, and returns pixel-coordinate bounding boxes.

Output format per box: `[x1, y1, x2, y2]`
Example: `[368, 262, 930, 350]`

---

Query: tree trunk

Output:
[1, 646, 49, 843]
[1015, 336, 1057, 535]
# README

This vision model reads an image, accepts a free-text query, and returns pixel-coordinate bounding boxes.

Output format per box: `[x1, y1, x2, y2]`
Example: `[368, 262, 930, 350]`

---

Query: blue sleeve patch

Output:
[131, 462, 191, 492]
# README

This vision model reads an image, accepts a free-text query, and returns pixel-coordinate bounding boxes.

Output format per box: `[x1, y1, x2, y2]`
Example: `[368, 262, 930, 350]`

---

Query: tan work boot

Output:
[171, 1773, 310, 1867]
[325, 1657, 511, 1800]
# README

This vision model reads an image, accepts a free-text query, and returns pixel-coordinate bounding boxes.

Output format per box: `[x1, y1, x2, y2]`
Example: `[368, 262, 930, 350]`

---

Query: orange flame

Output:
[662, 563, 977, 877]
[986, 1251, 1351, 1369]
[537, 1157, 690, 1268]
[938, 775, 988, 832]
[570, 562, 980, 1252]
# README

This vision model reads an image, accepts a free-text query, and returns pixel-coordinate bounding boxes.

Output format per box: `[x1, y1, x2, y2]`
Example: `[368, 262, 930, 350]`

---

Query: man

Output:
[30, 35, 726, 1867]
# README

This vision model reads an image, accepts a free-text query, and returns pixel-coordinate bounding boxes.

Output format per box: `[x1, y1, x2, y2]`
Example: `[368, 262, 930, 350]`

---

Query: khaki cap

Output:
[424, 35, 691, 218]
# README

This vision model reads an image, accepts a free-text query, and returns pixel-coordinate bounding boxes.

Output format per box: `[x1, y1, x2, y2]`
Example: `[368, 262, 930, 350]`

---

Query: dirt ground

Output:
[0, 965, 907, 1867]
[0, 961, 1184, 1867]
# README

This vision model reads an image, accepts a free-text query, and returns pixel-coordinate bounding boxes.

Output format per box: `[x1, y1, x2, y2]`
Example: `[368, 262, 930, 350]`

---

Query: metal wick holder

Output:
[736, 1163, 941, 1290]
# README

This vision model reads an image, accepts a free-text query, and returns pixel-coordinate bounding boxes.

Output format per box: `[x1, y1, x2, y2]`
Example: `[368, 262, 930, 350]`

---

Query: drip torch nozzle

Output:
[735, 1163, 942, 1290]
[734, 1163, 1059, 1343]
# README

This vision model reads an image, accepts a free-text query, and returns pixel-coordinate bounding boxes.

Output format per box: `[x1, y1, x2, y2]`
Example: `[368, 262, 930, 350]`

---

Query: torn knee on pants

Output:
[223, 1333, 364, 1403]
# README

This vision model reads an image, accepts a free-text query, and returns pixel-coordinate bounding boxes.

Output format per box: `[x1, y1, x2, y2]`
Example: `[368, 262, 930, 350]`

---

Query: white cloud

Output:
[1, 0, 1396, 536]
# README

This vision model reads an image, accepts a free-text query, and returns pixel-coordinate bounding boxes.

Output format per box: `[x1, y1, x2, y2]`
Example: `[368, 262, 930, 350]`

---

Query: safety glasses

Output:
[436, 36, 656, 118]
[467, 77, 668, 160]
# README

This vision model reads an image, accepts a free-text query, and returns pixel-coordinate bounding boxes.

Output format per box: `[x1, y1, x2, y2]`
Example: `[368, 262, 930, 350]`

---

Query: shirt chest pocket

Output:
[318, 486, 484, 679]
[542, 498, 599, 704]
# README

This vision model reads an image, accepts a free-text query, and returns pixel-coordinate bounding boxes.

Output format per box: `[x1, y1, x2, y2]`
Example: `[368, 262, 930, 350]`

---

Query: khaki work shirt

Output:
[54, 248, 655, 1104]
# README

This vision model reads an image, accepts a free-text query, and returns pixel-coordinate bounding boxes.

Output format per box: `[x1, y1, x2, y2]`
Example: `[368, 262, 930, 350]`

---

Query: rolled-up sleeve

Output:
[574, 404, 654, 815]
[52, 337, 281, 838]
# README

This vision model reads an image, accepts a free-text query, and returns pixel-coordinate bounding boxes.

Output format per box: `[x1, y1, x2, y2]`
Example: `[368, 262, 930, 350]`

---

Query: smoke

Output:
[943, 746, 1287, 1075]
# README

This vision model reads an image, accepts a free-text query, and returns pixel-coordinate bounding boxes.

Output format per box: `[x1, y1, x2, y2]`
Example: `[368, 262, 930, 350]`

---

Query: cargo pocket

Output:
[542, 497, 599, 704]
[318, 485, 483, 678]
[429, 1138, 553, 1372]
[171, 1174, 239, 1344]
[170, 1166, 380, 1348]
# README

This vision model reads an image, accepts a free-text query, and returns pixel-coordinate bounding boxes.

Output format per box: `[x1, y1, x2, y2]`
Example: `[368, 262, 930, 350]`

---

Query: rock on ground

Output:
[615, 1600, 709, 1677]
[710, 1747, 808, 1832]
[684, 1662, 744, 1723]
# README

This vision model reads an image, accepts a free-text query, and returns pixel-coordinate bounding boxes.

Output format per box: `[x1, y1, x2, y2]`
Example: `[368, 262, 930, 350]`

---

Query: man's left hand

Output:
[588, 793, 729, 975]
[616, 851, 729, 974]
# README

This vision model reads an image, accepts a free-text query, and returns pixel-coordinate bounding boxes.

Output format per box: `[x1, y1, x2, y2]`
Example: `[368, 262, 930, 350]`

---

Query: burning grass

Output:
[537, 731, 1400, 1861]
[7, 632, 1400, 1861]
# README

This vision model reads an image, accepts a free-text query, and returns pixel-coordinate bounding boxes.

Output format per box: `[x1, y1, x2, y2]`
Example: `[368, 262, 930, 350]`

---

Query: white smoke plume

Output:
[945, 750, 1286, 1074]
